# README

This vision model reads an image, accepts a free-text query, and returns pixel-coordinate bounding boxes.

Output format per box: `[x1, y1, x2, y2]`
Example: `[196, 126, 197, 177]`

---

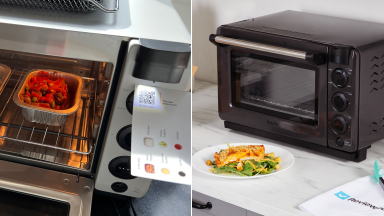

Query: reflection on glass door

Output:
[231, 50, 318, 125]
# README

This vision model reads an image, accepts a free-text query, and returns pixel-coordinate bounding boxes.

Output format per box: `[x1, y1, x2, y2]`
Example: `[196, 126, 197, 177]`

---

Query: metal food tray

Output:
[0, 0, 119, 13]
[0, 64, 12, 94]
[13, 70, 83, 126]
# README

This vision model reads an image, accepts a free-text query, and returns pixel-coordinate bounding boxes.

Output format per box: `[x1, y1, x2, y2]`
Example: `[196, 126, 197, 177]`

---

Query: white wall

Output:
[192, 0, 384, 83]
[172, 0, 191, 33]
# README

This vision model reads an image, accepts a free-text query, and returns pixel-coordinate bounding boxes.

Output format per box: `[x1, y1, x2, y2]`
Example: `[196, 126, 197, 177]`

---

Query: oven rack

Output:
[0, 108, 93, 155]
[0, 0, 119, 13]
[0, 69, 96, 167]
[245, 96, 315, 114]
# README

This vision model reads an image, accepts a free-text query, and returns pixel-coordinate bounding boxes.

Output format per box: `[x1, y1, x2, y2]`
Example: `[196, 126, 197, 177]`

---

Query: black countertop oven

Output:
[210, 10, 384, 162]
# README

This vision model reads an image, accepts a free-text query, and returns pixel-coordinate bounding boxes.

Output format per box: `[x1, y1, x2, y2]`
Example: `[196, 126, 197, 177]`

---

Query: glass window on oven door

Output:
[0, 188, 70, 216]
[231, 49, 319, 126]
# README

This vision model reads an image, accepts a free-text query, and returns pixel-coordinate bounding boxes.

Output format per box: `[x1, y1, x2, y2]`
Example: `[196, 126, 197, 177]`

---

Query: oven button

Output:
[331, 92, 348, 112]
[331, 68, 348, 88]
[126, 91, 134, 115]
[115, 162, 132, 178]
[331, 116, 348, 135]
[111, 182, 128, 193]
[116, 125, 132, 151]
[335, 137, 344, 147]
[109, 156, 137, 180]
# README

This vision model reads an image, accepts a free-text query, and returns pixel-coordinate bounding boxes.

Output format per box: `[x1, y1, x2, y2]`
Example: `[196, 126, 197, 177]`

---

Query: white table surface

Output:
[192, 79, 384, 216]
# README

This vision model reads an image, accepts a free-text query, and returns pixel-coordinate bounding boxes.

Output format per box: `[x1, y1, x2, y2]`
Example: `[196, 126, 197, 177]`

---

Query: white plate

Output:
[193, 143, 295, 179]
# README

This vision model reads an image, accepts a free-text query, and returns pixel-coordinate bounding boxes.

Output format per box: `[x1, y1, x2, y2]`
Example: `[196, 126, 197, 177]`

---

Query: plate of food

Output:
[192, 143, 295, 179]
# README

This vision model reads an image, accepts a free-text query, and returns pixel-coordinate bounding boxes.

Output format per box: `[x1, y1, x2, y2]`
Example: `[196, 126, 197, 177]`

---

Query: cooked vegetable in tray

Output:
[19, 71, 69, 110]
[206, 143, 281, 177]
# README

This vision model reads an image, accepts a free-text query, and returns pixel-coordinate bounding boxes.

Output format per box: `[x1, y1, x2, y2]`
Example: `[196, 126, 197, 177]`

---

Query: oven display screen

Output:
[231, 50, 318, 124]
[0, 188, 70, 216]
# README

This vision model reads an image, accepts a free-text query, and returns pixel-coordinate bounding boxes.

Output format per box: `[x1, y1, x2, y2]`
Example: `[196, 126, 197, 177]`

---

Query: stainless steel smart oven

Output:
[0, 19, 190, 215]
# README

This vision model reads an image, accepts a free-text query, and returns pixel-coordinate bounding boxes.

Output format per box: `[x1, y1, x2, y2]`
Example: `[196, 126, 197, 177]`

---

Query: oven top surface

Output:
[0, 0, 190, 44]
[223, 10, 384, 48]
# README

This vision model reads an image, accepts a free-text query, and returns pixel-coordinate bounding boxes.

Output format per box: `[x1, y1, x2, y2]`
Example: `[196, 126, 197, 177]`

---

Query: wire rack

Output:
[0, 0, 97, 12]
[0, 0, 118, 13]
[0, 68, 97, 169]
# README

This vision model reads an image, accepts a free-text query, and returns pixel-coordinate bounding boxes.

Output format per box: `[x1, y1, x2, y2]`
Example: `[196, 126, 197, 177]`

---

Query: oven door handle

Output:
[209, 34, 325, 66]
[88, 0, 119, 13]
[192, 201, 212, 209]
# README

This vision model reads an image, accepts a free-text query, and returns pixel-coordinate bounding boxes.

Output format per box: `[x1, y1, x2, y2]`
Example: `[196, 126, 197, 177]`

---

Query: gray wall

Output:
[192, 0, 384, 84]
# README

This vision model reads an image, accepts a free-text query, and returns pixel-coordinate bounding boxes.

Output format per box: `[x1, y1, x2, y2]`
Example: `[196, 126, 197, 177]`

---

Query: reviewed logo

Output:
[334, 191, 350, 200]
[334, 191, 384, 211]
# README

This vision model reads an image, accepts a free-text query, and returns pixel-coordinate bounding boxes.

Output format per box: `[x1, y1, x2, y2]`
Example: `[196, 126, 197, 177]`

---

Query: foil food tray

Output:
[13, 70, 83, 126]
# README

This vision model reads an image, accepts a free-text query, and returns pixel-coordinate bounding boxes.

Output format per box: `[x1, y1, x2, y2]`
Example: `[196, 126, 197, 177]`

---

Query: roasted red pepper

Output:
[40, 93, 54, 103]
[20, 72, 69, 110]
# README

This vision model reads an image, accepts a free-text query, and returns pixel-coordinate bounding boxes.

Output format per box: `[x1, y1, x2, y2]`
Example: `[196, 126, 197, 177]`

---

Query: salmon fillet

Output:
[214, 145, 265, 167]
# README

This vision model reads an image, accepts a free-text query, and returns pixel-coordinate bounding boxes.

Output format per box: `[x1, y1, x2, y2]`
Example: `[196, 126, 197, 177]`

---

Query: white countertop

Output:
[0, 0, 190, 44]
[192, 79, 384, 216]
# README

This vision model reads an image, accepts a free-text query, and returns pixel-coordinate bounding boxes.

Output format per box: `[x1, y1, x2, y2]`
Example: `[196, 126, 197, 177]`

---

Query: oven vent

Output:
[371, 64, 379, 69]
[369, 56, 384, 93]
[370, 129, 378, 135]
[371, 72, 378, 78]
[370, 88, 378, 93]
[370, 80, 378, 85]
[369, 119, 384, 135]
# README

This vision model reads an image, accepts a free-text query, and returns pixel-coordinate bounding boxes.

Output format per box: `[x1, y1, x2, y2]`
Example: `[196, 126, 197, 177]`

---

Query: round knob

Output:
[332, 68, 348, 88]
[335, 137, 344, 147]
[331, 116, 348, 135]
[331, 92, 348, 112]
[126, 91, 134, 115]
[111, 182, 128, 193]
[108, 156, 136, 180]
[116, 125, 132, 151]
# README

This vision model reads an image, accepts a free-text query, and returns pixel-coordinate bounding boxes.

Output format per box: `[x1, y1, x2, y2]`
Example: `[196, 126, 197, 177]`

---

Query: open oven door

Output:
[0, 160, 93, 216]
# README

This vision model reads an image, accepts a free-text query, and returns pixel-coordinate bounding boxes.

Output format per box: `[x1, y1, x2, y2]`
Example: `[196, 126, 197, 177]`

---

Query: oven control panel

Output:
[327, 49, 359, 152]
[95, 40, 191, 197]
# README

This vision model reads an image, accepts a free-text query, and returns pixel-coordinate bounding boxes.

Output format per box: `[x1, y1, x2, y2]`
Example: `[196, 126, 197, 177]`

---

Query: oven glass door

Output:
[0, 188, 70, 216]
[231, 49, 319, 125]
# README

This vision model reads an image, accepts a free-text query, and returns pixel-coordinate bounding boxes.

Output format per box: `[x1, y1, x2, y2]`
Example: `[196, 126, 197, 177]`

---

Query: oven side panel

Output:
[216, 26, 329, 146]
[358, 40, 384, 149]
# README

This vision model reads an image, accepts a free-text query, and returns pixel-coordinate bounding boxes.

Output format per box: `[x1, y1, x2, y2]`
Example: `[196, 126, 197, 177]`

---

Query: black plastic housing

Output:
[132, 46, 190, 83]
[212, 10, 384, 161]
[331, 45, 353, 65]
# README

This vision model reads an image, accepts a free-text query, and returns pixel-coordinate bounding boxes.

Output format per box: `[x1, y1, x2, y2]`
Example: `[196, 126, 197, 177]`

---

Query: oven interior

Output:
[0, 49, 112, 171]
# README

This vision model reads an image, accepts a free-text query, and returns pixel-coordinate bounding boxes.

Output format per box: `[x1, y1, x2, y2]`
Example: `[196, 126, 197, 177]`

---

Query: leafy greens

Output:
[212, 158, 279, 177]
